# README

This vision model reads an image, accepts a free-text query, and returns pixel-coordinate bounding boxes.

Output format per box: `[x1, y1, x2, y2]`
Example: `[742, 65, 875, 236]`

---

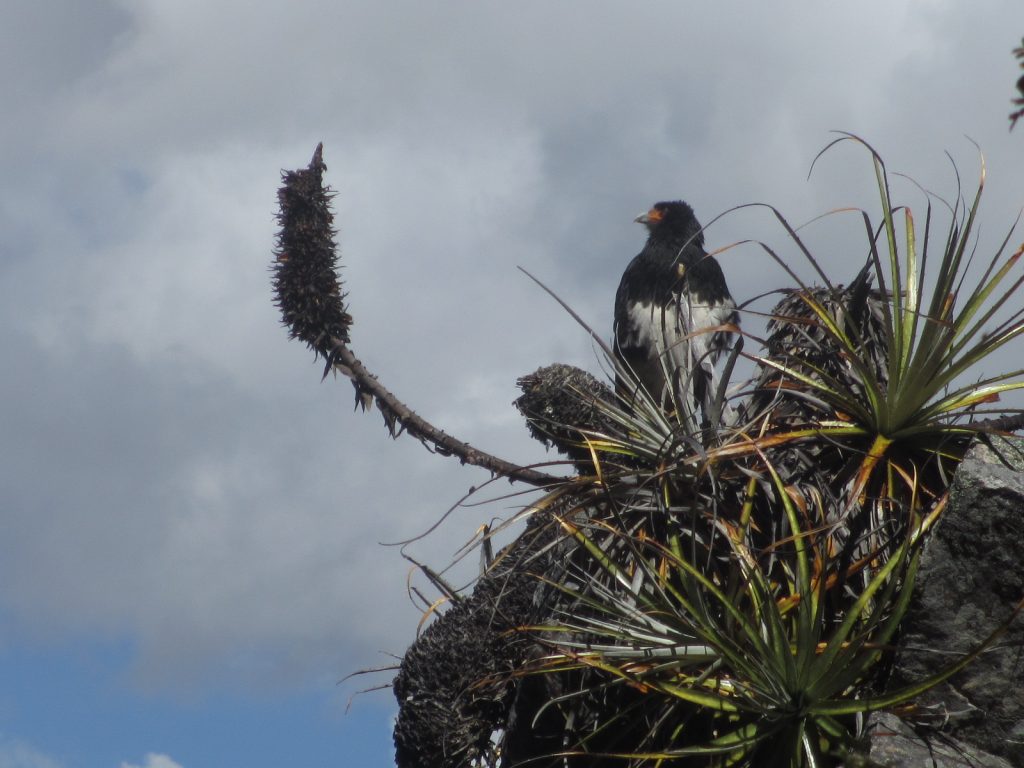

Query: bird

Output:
[613, 200, 738, 423]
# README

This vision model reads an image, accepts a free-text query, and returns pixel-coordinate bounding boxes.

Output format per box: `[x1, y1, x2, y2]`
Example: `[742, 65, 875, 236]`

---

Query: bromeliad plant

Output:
[753, 136, 1024, 506]
[522, 473, 922, 766]
[514, 136, 1024, 766]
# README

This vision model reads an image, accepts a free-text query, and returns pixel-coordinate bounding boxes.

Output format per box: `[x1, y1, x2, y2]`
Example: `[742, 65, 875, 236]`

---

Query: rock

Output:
[891, 436, 1024, 766]
[864, 711, 1014, 767]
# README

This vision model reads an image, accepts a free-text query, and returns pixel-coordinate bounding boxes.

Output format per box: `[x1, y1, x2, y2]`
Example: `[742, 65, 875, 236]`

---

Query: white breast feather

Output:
[624, 293, 736, 406]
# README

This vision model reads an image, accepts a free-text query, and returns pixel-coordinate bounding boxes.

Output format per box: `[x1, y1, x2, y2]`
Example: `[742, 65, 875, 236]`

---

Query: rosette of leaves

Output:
[742, 137, 1024, 570]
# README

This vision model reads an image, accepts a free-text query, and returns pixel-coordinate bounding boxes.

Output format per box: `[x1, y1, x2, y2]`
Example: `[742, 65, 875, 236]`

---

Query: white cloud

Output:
[0, 738, 62, 768]
[120, 754, 183, 768]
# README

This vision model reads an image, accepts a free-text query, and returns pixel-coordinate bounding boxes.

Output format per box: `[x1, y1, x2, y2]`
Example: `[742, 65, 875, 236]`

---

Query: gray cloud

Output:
[1, 0, 1023, 695]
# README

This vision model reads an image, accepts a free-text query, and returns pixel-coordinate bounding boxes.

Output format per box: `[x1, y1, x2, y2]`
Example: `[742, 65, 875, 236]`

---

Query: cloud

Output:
[0, 738, 62, 768]
[120, 754, 183, 768]
[1, 0, 1023, 699]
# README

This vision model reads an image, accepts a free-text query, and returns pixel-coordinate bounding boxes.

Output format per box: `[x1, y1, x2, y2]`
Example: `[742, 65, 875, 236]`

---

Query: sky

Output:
[2, 1, 1023, 766]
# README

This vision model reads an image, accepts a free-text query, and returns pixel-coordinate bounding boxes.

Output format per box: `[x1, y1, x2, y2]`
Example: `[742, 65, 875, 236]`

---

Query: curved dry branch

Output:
[973, 411, 1024, 433]
[272, 143, 560, 488]
[326, 340, 560, 486]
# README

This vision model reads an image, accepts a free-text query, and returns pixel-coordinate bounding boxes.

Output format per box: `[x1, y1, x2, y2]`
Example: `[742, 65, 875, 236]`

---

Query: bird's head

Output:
[634, 200, 704, 246]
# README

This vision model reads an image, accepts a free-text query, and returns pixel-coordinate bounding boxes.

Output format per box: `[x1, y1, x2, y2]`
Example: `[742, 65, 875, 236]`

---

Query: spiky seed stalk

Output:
[272, 143, 352, 358]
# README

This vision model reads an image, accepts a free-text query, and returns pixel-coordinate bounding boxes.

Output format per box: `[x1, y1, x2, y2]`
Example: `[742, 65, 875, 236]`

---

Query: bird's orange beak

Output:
[634, 208, 663, 225]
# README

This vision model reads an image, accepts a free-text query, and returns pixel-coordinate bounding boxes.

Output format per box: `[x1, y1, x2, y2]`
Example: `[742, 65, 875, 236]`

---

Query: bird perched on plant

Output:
[613, 201, 738, 423]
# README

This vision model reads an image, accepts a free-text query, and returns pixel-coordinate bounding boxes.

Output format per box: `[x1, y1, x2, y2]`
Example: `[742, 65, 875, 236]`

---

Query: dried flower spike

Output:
[272, 143, 352, 358]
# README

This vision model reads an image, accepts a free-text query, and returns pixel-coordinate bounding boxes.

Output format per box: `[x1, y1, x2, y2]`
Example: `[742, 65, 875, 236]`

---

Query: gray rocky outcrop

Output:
[864, 437, 1024, 767]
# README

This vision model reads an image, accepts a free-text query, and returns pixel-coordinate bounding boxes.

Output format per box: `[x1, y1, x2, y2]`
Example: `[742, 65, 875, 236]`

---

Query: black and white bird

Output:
[613, 201, 738, 422]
